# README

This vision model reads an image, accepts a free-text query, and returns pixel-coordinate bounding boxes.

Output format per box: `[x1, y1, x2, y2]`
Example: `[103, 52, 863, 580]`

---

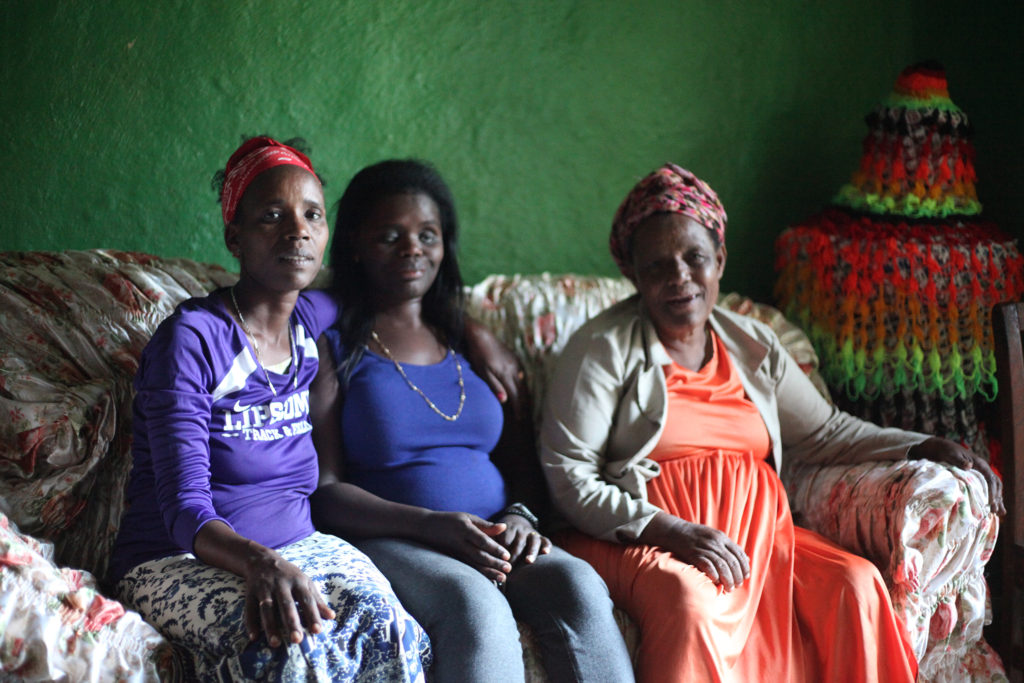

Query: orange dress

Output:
[558, 332, 916, 682]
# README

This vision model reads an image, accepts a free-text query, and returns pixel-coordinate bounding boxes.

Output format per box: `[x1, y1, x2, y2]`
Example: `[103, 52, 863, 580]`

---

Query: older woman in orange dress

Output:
[539, 163, 1004, 682]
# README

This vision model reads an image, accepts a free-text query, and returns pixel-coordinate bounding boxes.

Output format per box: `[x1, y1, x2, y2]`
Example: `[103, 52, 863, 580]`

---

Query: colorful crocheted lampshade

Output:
[834, 61, 982, 219]
[775, 62, 1024, 458]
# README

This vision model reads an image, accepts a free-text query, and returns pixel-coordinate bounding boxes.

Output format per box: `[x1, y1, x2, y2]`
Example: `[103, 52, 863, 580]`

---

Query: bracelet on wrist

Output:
[501, 502, 539, 529]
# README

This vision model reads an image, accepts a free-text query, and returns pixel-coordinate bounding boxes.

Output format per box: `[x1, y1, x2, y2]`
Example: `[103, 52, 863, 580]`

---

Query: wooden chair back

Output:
[993, 301, 1024, 679]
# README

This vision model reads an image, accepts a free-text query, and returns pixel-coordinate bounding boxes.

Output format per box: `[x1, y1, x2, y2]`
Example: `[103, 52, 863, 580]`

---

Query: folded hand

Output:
[642, 512, 750, 592]
[495, 514, 551, 566]
[422, 511, 514, 583]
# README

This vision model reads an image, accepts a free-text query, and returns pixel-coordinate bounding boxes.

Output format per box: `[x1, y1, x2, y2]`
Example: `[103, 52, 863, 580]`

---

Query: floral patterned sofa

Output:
[0, 250, 1003, 681]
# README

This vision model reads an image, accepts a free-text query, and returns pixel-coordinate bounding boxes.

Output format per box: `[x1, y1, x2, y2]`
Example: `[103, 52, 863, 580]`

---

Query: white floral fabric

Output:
[786, 458, 1004, 681]
[0, 510, 172, 681]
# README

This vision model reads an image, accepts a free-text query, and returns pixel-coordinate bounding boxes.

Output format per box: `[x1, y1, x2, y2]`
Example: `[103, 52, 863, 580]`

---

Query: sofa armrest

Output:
[784, 459, 999, 672]
[0, 511, 173, 681]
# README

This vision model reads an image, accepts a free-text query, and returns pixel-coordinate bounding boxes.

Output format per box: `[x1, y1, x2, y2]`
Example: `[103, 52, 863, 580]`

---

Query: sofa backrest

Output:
[0, 250, 235, 577]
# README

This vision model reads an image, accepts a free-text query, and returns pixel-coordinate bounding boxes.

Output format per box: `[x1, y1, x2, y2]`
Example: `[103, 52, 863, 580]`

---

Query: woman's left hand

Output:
[464, 318, 527, 417]
[909, 437, 1006, 516]
[495, 514, 551, 566]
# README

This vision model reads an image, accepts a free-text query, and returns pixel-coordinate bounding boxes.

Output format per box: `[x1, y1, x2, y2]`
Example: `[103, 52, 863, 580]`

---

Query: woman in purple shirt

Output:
[109, 137, 432, 681]
[309, 160, 634, 683]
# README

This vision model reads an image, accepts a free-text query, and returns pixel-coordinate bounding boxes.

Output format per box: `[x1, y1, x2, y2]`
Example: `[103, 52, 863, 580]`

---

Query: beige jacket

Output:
[539, 295, 928, 543]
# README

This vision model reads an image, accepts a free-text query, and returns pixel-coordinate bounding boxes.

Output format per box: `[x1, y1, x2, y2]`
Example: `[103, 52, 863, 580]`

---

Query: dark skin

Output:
[467, 319, 526, 412]
[183, 168, 527, 650]
[207, 164, 335, 647]
[310, 191, 549, 584]
[623, 213, 1006, 592]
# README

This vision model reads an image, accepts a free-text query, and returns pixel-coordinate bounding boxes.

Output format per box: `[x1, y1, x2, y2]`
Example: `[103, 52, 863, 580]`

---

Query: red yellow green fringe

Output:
[775, 209, 1024, 404]
[832, 61, 981, 220]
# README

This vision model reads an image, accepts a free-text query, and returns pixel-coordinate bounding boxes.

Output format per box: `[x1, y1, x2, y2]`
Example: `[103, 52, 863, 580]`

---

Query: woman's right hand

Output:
[640, 511, 750, 591]
[420, 511, 514, 583]
[242, 542, 336, 647]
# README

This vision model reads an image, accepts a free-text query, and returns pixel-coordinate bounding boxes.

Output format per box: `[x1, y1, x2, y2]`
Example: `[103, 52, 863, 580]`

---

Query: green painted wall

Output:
[4, 1, 1014, 302]
[911, 1, 1024, 247]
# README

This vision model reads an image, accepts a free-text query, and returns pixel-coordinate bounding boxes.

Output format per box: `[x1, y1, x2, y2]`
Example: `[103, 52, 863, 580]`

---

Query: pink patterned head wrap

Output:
[609, 163, 727, 276]
[220, 137, 318, 225]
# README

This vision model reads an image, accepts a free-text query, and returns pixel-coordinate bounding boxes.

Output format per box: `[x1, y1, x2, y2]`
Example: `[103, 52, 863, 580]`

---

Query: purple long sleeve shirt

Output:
[108, 289, 338, 582]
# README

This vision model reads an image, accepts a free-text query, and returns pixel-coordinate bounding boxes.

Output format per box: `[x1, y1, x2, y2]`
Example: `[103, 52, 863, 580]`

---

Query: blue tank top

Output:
[326, 329, 507, 519]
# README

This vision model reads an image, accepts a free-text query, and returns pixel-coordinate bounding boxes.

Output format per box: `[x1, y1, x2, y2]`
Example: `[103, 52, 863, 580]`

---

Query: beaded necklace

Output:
[369, 330, 465, 422]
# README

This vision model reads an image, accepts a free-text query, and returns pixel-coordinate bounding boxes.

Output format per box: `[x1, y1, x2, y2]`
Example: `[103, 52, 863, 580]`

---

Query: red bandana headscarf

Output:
[609, 163, 727, 276]
[220, 137, 318, 225]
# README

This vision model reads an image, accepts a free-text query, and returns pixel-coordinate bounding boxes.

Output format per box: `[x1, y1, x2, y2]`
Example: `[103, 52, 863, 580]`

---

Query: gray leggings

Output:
[355, 538, 635, 683]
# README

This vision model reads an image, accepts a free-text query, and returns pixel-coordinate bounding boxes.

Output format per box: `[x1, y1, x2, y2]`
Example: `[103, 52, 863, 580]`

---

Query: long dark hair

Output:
[330, 159, 466, 380]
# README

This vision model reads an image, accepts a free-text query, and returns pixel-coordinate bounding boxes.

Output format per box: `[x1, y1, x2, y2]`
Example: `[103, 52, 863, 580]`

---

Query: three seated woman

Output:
[110, 137, 1002, 682]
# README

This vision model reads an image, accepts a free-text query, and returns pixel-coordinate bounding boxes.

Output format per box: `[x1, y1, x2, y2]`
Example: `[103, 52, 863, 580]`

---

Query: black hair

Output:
[330, 159, 465, 382]
[210, 136, 324, 206]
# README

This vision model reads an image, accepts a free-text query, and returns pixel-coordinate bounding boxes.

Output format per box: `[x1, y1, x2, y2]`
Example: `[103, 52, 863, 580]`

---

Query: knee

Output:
[637, 565, 718, 624]
[557, 557, 610, 622]
[432, 572, 518, 637]
[532, 554, 612, 612]
[830, 555, 889, 609]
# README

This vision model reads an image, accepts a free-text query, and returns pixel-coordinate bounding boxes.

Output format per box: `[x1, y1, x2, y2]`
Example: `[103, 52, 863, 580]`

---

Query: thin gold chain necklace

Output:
[230, 286, 297, 397]
[369, 330, 465, 421]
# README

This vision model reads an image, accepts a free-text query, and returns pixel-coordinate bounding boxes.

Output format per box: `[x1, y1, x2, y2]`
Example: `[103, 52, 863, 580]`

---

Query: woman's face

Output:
[627, 212, 726, 339]
[355, 192, 444, 307]
[225, 165, 328, 295]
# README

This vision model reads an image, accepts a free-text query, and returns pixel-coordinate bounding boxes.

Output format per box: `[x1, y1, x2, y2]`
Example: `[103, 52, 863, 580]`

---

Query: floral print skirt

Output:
[116, 531, 431, 682]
